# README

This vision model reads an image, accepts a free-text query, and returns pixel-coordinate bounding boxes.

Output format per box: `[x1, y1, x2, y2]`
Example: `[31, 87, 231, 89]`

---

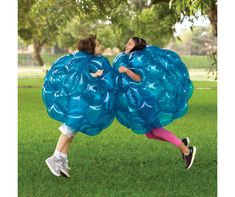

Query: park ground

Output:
[18, 78, 217, 197]
[18, 55, 217, 197]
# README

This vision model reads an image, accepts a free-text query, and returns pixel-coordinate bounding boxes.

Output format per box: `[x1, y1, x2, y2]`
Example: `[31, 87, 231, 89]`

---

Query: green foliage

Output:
[57, 1, 178, 50]
[57, 16, 119, 50]
[57, 16, 93, 49]
[18, 0, 37, 42]
[133, 3, 177, 47]
[169, 0, 217, 35]
[96, 25, 119, 49]
[170, 0, 216, 18]
[18, 0, 128, 65]
[18, 0, 126, 46]
[18, 0, 81, 65]
[108, 3, 136, 49]
[18, 0, 69, 44]
[18, 0, 216, 54]
[73, 0, 127, 19]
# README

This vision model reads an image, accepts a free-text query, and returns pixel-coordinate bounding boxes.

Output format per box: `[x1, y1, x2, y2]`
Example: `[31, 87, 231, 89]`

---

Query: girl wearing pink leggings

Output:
[118, 37, 197, 170]
[145, 128, 196, 170]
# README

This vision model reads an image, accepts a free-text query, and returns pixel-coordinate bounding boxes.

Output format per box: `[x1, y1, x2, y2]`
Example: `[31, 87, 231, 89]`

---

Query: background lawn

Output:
[18, 54, 216, 81]
[18, 54, 213, 69]
[18, 79, 217, 197]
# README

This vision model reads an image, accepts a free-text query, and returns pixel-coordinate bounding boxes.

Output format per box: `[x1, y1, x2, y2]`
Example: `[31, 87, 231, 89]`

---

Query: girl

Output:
[115, 37, 196, 170]
[43, 35, 115, 178]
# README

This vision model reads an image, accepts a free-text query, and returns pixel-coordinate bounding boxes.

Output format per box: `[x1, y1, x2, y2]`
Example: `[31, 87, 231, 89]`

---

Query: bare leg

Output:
[61, 136, 74, 155]
[55, 134, 73, 153]
[178, 142, 190, 155]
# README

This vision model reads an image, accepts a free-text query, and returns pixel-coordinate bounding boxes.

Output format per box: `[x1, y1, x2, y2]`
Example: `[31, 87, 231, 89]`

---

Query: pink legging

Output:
[145, 128, 182, 147]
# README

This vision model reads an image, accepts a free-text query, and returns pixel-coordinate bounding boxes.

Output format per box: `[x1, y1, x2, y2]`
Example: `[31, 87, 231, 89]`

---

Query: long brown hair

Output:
[77, 35, 97, 55]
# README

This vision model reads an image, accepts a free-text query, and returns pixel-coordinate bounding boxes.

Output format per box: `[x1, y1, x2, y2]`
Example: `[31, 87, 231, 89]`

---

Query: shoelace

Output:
[65, 160, 71, 170]
[55, 160, 63, 171]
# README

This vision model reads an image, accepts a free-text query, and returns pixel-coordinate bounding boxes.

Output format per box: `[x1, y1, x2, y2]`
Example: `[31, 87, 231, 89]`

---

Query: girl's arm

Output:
[118, 66, 142, 82]
[90, 69, 104, 78]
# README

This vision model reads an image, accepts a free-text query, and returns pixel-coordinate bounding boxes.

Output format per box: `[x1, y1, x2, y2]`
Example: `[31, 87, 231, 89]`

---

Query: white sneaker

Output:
[60, 158, 71, 178]
[45, 156, 62, 177]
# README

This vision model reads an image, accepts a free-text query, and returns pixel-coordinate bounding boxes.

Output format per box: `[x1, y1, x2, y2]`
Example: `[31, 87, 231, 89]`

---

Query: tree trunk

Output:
[33, 40, 44, 66]
[207, 2, 217, 37]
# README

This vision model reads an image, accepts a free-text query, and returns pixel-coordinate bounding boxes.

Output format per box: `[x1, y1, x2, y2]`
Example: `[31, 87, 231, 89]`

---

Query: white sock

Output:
[184, 150, 190, 156]
[60, 152, 68, 160]
[54, 150, 62, 160]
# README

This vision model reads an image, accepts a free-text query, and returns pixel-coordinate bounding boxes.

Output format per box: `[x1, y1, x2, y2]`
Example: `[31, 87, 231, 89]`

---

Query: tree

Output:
[168, 0, 217, 37]
[19, 0, 217, 74]
[18, 0, 125, 66]
[133, 3, 177, 47]
[168, 0, 217, 78]
[57, 1, 178, 50]
[57, 16, 119, 50]
[18, 0, 79, 66]
[56, 2, 135, 50]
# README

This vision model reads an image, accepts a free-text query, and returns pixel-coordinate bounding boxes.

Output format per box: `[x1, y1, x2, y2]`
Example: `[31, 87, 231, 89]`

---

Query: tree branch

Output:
[151, 0, 170, 4]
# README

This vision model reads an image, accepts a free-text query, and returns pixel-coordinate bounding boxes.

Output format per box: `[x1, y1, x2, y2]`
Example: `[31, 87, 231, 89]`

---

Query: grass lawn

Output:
[18, 79, 217, 197]
[181, 56, 213, 69]
[19, 54, 213, 69]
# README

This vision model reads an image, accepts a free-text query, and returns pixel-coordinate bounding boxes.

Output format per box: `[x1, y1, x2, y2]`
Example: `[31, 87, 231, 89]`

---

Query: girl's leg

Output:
[55, 134, 73, 153]
[54, 124, 76, 159]
[145, 128, 189, 155]
[46, 124, 75, 177]
[145, 130, 168, 142]
[54, 134, 74, 161]
[61, 136, 74, 155]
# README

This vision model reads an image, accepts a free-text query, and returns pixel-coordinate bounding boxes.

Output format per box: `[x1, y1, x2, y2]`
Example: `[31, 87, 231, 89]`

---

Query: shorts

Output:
[58, 124, 77, 137]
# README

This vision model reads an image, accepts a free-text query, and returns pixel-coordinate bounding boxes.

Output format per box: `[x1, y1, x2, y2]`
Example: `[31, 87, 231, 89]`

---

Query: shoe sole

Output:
[186, 146, 197, 170]
[184, 137, 190, 147]
[45, 159, 61, 177]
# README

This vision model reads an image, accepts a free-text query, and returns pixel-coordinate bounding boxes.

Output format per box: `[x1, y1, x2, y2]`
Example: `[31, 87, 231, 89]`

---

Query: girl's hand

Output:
[96, 69, 104, 76]
[90, 69, 104, 78]
[118, 66, 128, 73]
[119, 66, 141, 82]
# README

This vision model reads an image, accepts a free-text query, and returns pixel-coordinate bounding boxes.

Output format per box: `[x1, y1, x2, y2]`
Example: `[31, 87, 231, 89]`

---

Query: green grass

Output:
[18, 78, 217, 89]
[18, 78, 44, 87]
[18, 79, 217, 197]
[181, 56, 213, 69]
[19, 54, 213, 69]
